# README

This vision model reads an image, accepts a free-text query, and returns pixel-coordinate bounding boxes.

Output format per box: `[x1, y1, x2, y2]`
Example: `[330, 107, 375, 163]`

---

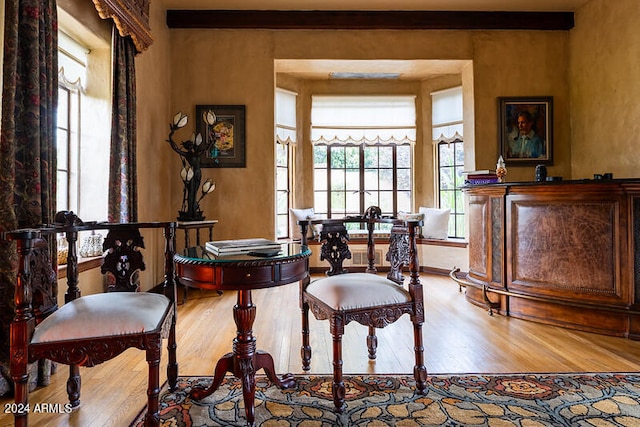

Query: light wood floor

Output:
[3, 273, 640, 426]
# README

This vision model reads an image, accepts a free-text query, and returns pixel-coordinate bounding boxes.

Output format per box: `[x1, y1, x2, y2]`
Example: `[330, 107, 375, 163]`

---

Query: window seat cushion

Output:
[31, 292, 170, 344]
[418, 207, 451, 240]
[306, 273, 411, 311]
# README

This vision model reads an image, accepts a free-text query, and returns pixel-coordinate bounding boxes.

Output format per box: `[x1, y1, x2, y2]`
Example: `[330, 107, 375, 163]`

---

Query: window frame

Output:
[436, 139, 465, 238]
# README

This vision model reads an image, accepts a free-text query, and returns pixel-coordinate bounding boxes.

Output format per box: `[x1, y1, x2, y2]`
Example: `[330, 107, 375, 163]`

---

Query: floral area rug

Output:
[131, 373, 640, 426]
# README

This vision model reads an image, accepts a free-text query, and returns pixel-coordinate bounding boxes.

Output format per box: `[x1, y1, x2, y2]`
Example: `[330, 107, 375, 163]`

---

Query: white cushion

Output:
[31, 293, 171, 344]
[418, 207, 451, 240]
[306, 273, 411, 311]
[290, 207, 317, 241]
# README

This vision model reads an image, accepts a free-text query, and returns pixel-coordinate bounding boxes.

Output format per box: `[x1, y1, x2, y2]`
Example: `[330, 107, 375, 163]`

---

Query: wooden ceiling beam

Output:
[166, 10, 574, 31]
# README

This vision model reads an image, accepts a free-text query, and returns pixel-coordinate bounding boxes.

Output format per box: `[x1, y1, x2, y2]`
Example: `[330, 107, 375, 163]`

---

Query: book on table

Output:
[205, 238, 282, 255]
[464, 170, 499, 185]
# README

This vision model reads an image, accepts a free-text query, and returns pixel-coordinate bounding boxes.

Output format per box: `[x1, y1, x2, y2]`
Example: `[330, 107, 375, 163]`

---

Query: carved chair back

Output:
[101, 227, 146, 292]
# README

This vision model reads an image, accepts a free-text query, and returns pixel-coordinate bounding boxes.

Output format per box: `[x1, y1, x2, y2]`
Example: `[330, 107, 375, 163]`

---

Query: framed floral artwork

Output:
[196, 104, 246, 168]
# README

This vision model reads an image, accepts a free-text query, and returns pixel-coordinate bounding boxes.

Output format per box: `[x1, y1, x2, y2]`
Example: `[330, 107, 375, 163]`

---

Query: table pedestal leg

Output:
[189, 289, 295, 427]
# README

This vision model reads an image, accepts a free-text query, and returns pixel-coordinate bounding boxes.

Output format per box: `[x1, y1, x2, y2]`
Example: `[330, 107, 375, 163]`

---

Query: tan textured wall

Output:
[166, 28, 571, 239]
[569, 0, 640, 179]
[136, 6, 174, 223]
[132, 5, 174, 289]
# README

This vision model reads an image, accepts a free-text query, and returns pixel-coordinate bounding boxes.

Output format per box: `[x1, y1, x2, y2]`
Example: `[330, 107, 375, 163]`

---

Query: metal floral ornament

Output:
[167, 110, 217, 221]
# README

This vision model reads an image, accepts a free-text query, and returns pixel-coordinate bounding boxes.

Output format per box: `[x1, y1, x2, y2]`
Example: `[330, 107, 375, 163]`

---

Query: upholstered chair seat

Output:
[306, 273, 411, 311]
[32, 293, 171, 344]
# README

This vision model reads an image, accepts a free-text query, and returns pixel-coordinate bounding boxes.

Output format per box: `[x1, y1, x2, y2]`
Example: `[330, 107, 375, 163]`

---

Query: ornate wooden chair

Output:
[4, 213, 178, 427]
[299, 210, 426, 412]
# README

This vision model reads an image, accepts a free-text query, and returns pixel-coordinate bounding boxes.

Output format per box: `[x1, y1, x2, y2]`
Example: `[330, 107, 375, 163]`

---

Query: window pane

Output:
[440, 167, 454, 190]
[397, 191, 411, 212]
[364, 169, 379, 191]
[364, 146, 378, 168]
[276, 214, 288, 239]
[331, 191, 345, 211]
[276, 167, 288, 190]
[58, 89, 69, 128]
[439, 143, 453, 167]
[397, 168, 411, 191]
[346, 192, 360, 213]
[345, 146, 360, 168]
[57, 171, 68, 212]
[379, 168, 393, 190]
[454, 165, 465, 188]
[440, 190, 454, 210]
[379, 191, 393, 212]
[345, 169, 359, 191]
[276, 143, 287, 167]
[330, 169, 345, 191]
[455, 142, 464, 165]
[314, 146, 327, 167]
[330, 146, 345, 168]
[57, 128, 69, 169]
[314, 191, 327, 214]
[314, 169, 327, 191]
[456, 214, 465, 236]
[456, 191, 465, 214]
[397, 145, 411, 167]
[378, 146, 393, 167]
[276, 191, 288, 212]
[364, 193, 378, 210]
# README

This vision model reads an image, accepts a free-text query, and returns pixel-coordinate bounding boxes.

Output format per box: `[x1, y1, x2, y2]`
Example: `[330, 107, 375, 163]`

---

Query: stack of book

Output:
[205, 238, 282, 256]
[463, 170, 499, 185]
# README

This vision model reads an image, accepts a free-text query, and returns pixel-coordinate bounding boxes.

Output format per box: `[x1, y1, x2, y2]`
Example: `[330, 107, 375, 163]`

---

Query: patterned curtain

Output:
[108, 32, 138, 223]
[0, 0, 58, 390]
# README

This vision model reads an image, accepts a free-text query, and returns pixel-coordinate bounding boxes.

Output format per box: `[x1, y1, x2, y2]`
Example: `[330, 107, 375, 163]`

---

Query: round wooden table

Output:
[174, 243, 311, 427]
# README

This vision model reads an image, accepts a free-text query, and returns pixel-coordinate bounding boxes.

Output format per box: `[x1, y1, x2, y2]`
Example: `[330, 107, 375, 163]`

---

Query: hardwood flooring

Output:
[2, 273, 640, 426]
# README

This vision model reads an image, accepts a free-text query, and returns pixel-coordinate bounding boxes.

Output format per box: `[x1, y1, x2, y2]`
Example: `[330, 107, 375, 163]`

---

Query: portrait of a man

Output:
[500, 97, 553, 164]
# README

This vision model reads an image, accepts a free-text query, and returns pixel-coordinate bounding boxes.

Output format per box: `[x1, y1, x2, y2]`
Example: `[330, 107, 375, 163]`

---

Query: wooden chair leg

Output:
[367, 325, 377, 359]
[67, 364, 81, 408]
[167, 315, 178, 390]
[145, 341, 162, 427]
[331, 331, 346, 413]
[413, 321, 427, 393]
[11, 366, 29, 427]
[301, 300, 312, 371]
[330, 320, 346, 413]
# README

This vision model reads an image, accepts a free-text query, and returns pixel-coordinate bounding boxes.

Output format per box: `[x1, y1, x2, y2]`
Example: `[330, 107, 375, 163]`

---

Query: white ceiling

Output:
[164, 0, 590, 81]
[162, 0, 590, 12]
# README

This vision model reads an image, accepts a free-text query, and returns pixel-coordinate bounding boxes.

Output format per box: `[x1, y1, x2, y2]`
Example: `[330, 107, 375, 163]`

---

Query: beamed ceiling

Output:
[162, 0, 590, 81]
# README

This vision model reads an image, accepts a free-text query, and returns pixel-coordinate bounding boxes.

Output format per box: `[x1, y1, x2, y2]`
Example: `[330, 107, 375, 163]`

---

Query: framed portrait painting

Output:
[499, 97, 553, 165]
[196, 104, 246, 168]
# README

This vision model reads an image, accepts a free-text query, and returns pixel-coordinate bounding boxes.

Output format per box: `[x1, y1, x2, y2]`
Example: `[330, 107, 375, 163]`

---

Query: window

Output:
[432, 87, 464, 238]
[57, 32, 84, 213]
[437, 140, 465, 237]
[311, 95, 415, 228]
[275, 88, 297, 239]
[56, 19, 111, 222]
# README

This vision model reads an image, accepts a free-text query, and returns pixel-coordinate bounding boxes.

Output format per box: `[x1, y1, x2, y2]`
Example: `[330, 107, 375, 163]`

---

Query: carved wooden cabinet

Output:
[462, 180, 640, 339]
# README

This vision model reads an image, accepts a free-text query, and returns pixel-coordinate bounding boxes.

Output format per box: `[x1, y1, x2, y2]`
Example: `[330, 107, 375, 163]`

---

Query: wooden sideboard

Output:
[458, 179, 640, 339]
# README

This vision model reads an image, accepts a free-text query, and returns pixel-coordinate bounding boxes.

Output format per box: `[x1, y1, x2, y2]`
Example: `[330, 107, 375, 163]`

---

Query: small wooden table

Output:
[173, 243, 311, 427]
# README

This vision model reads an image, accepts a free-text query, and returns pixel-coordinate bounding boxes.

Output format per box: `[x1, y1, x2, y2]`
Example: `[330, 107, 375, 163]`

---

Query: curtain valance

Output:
[91, 0, 152, 53]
